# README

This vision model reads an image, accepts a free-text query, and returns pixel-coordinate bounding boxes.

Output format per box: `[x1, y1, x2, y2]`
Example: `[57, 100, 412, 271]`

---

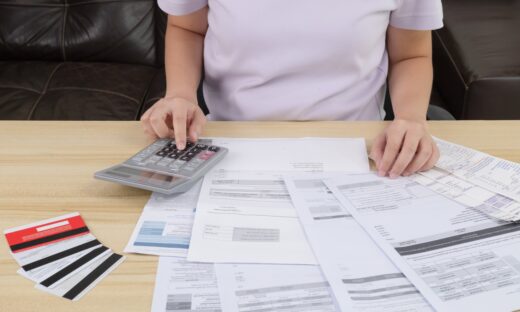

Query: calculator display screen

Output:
[104, 166, 183, 189]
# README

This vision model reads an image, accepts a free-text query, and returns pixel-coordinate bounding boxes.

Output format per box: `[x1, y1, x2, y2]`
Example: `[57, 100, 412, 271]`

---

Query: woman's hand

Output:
[369, 119, 439, 178]
[140, 97, 206, 150]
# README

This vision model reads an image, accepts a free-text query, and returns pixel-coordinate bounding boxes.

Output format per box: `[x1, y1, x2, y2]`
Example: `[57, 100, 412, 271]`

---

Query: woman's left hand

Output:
[369, 119, 439, 178]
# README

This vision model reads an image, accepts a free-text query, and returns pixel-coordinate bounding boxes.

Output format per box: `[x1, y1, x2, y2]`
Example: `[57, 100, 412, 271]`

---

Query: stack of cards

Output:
[4, 212, 125, 301]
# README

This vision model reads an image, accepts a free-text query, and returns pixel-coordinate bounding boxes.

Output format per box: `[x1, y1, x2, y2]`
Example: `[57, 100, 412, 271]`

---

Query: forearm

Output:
[164, 22, 205, 103]
[388, 56, 433, 121]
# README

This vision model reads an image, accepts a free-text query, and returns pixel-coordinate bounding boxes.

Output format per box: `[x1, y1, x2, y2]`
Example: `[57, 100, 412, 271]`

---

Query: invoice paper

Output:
[435, 138, 520, 205]
[124, 181, 202, 257]
[326, 173, 520, 312]
[285, 174, 433, 312]
[187, 138, 369, 264]
[215, 263, 338, 312]
[412, 167, 520, 222]
[151, 257, 221, 312]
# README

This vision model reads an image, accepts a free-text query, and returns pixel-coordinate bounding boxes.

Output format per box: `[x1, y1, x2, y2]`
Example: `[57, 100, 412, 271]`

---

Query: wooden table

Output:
[1, 120, 520, 312]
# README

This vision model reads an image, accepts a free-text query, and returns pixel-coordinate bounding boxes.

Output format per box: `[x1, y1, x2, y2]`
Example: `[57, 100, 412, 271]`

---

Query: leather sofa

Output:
[0, 1, 516, 121]
[432, 0, 520, 119]
[0, 0, 184, 120]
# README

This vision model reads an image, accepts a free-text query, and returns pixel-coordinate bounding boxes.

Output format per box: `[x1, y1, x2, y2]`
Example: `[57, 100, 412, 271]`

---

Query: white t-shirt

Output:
[158, 0, 443, 121]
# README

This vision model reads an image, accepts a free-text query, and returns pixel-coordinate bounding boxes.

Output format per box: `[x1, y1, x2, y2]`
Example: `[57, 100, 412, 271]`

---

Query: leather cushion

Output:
[0, 61, 158, 120]
[0, 0, 160, 66]
[433, 0, 520, 119]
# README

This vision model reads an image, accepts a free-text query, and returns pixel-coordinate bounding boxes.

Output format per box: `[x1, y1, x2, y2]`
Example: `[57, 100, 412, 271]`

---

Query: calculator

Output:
[94, 139, 228, 194]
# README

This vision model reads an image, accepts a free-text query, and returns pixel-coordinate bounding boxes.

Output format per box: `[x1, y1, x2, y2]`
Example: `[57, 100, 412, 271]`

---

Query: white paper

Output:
[326, 173, 520, 312]
[124, 181, 202, 257]
[435, 138, 520, 204]
[285, 174, 433, 312]
[187, 138, 369, 264]
[412, 168, 520, 222]
[215, 263, 338, 312]
[151, 257, 221, 312]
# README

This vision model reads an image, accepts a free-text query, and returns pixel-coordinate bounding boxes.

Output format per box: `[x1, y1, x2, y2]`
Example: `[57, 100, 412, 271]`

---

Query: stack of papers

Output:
[411, 138, 520, 222]
[4, 213, 125, 301]
[123, 137, 520, 312]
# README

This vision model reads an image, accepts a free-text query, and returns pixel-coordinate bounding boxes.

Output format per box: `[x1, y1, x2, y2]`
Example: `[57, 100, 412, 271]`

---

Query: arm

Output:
[141, 7, 208, 149]
[369, 26, 440, 177]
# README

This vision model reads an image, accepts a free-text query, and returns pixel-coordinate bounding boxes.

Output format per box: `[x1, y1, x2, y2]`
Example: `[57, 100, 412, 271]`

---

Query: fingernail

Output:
[403, 171, 411, 177]
[377, 170, 385, 177]
[389, 173, 398, 179]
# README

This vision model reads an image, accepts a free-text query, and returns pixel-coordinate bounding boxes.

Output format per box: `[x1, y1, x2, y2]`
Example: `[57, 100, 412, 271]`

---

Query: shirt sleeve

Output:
[157, 0, 208, 16]
[390, 0, 444, 30]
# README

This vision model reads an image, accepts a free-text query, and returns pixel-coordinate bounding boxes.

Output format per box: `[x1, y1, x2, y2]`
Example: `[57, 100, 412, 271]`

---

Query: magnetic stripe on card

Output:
[22, 239, 101, 271]
[9, 227, 90, 252]
[63, 253, 124, 300]
[39, 246, 108, 287]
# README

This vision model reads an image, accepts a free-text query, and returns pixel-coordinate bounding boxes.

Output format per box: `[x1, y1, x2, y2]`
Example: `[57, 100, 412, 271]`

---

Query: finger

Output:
[419, 142, 440, 172]
[369, 134, 386, 168]
[149, 106, 172, 139]
[378, 127, 406, 177]
[402, 138, 433, 175]
[389, 131, 422, 178]
[141, 106, 158, 140]
[173, 108, 188, 149]
[188, 111, 206, 142]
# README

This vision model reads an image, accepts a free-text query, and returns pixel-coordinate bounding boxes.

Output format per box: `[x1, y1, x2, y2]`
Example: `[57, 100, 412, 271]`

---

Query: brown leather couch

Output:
[0, 1, 515, 121]
[432, 0, 520, 119]
[0, 0, 182, 120]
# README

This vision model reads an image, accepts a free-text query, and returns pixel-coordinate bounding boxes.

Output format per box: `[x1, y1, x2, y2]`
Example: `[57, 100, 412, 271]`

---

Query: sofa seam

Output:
[135, 69, 162, 120]
[433, 30, 468, 90]
[26, 63, 63, 120]
[61, 0, 68, 61]
[0, 85, 41, 93]
[47, 86, 140, 104]
[434, 30, 470, 120]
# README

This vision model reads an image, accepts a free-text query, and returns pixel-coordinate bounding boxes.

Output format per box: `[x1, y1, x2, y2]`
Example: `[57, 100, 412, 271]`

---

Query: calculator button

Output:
[156, 151, 167, 157]
[156, 158, 173, 167]
[186, 152, 196, 158]
[191, 148, 201, 154]
[208, 146, 220, 152]
[145, 155, 163, 164]
[162, 147, 173, 153]
[196, 144, 208, 150]
[182, 159, 204, 172]
[169, 160, 186, 173]
[198, 151, 215, 160]
[180, 155, 192, 161]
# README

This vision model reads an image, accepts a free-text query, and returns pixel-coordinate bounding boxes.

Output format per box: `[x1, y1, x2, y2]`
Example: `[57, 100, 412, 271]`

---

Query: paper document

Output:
[215, 263, 338, 312]
[285, 174, 433, 312]
[411, 168, 520, 222]
[326, 173, 520, 312]
[435, 138, 520, 204]
[187, 138, 369, 264]
[125, 181, 202, 257]
[151, 257, 221, 312]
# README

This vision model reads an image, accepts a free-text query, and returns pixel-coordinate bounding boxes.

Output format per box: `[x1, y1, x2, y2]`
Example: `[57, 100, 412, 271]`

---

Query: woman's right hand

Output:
[140, 97, 207, 150]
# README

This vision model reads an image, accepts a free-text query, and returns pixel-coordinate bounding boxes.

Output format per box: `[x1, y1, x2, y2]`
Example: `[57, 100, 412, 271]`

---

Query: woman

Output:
[141, 0, 443, 178]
